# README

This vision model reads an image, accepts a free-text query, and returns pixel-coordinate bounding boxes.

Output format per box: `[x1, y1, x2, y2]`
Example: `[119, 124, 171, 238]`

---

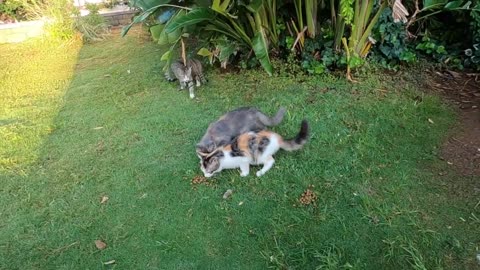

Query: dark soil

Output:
[426, 70, 480, 177]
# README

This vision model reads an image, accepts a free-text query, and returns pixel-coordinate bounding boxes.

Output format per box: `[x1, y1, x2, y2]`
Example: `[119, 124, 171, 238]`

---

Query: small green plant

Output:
[415, 36, 448, 62]
[371, 8, 417, 69]
[298, 30, 340, 74]
[85, 3, 100, 14]
[27, 0, 76, 40]
[103, 0, 119, 9]
[74, 3, 109, 42]
[0, 0, 23, 21]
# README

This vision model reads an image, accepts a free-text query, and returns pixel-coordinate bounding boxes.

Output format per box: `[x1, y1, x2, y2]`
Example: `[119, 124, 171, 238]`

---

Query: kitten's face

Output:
[181, 67, 193, 83]
[200, 152, 222, 178]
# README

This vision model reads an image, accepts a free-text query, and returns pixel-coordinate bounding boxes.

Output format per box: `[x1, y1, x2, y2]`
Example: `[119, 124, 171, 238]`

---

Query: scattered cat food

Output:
[94, 240, 107, 250]
[190, 175, 215, 189]
[298, 187, 317, 206]
[191, 175, 208, 185]
[223, 189, 233, 199]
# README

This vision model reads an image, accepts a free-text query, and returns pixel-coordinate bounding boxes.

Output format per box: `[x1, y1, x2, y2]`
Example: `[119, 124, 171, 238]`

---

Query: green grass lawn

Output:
[1, 28, 479, 269]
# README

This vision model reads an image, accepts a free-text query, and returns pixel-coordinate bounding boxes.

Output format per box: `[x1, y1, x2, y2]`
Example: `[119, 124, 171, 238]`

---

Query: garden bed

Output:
[0, 5, 136, 44]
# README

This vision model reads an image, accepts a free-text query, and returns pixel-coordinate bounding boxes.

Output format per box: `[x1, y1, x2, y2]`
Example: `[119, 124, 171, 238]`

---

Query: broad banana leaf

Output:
[444, 0, 465, 9]
[122, 3, 191, 37]
[423, 0, 447, 9]
[161, 50, 171, 61]
[165, 8, 215, 33]
[159, 10, 185, 45]
[212, 0, 231, 13]
[129, 0, 171, 11]
[252, 31, 273, 76]
[150, 24, 165, 41]
[244, 0, 263, 12]
[121, 5, 165, 36]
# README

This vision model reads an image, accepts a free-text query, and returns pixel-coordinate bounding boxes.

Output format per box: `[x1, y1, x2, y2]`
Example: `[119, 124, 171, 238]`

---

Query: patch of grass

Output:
[0, 27, 478, 269]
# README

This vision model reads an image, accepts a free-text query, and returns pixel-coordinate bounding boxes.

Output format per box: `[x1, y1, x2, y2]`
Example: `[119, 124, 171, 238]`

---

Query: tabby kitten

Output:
[165, 58, 206, 99]
[196, 107, 287, 158]
[200, 120, 309, 178]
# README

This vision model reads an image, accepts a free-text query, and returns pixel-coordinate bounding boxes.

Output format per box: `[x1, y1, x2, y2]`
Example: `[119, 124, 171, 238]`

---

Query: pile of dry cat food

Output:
[191, 175, 213, 188]
[298, 186, 317, 206]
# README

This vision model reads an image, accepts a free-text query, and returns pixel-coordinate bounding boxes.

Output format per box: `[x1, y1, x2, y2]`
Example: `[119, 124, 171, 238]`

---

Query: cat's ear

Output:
[207, 156, 220, 171]
[206, 143, 216, 153]
[196, 144, 210, 156]
[186, 67, 192, 76]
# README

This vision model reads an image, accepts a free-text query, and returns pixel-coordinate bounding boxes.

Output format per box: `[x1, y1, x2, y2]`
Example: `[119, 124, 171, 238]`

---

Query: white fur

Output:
[203, 134, 282, 177]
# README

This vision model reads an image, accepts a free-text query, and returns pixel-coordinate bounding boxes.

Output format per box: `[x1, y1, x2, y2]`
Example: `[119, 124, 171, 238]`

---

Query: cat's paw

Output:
[256, 171, 264, 177]
[240, 172, 249, 177]
[189, 93, 195, 99]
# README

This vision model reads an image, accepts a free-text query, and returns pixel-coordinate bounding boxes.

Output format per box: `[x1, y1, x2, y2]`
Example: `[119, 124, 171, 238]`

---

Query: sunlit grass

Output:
[0, 38, 82, 174]
[0, 28, 478, 269]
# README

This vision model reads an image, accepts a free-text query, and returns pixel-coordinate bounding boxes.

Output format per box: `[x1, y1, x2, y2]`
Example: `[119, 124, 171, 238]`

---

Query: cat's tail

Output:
[257, 107, 287, 126]
[280, 120, 309, 151]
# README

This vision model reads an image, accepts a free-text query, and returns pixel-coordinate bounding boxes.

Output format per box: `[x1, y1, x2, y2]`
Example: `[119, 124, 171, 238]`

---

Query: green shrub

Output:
[370, 8, 416, 69]
[74, 3, 109, 42]
[0, 0, 23, 21]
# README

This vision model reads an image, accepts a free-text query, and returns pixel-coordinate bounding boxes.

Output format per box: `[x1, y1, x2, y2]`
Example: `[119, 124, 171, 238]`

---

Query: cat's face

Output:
[180, 67, 193, 83]
[199, 151, 223, 178]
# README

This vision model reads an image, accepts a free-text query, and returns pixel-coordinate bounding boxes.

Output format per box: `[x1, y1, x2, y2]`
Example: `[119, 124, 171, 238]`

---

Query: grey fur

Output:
[196, 107, 287, 156]
[165, 58, 206, 99]
[279, 120, 309, 151]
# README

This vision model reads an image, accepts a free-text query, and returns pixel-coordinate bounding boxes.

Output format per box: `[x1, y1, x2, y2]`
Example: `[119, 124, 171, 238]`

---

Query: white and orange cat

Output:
[200, 120, 309, 178]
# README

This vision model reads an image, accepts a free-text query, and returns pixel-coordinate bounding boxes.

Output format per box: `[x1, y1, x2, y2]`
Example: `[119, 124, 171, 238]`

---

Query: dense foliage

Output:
[119, 0, 480, 78]
[1, 0, 479, 73]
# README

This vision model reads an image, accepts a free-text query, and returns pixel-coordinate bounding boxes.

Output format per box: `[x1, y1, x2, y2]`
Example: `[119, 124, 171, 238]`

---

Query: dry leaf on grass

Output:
[103, 260, 116, 265]
[100, 195, 109, 204]
[223, 189, 233, 199]
[428, 118, 435, 124]
[95, 240, 107, 250]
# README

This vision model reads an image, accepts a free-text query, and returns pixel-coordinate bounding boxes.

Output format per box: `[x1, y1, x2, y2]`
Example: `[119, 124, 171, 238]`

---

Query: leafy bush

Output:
[0, 0, 24, 22]
[74, 4, 109, 42]
[466, 5, 480, 69]
[119, 0, 480, 78]
[370, 7, 417, 69]
[41, 0, 76, 40]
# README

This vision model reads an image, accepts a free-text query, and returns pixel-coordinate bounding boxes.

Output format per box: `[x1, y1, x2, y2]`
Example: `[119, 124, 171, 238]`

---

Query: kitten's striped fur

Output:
[200, 120, 309, 178]
[165, 58, 206, 99]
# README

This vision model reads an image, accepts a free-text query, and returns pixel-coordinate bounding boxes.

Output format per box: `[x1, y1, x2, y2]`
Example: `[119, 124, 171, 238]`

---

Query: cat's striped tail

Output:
[280, 120, 309, 151]
[164, 70, 177, 82]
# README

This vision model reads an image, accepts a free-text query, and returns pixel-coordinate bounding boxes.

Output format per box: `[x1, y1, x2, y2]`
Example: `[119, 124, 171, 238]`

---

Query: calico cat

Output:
[196, 107, 287, 157]
[165, 58, 206, 99]
[200, 120, 309, 178]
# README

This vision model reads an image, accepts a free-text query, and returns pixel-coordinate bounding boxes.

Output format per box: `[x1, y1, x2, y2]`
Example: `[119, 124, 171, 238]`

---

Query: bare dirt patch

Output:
[426, 70, 480, 177]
